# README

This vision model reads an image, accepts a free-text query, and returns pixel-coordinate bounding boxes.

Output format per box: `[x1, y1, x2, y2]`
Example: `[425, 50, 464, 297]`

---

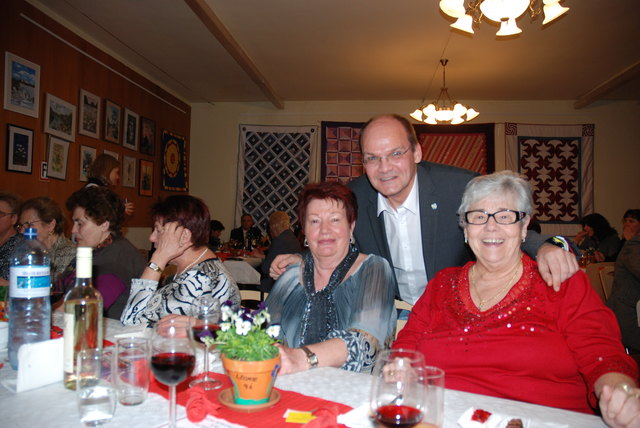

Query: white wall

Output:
[188, 99, 640, 240]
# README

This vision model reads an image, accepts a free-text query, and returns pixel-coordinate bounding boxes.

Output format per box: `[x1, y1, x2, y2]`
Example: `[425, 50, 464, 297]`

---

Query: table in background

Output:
[0, 318, 608, 428]
[223, 259, 261, 285]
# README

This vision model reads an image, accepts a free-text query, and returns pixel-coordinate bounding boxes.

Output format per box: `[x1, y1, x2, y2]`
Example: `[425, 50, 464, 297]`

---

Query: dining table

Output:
[0, 316, 609, 428]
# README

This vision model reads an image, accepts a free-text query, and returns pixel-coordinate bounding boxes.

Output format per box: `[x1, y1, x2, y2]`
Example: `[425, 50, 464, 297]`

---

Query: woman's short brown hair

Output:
[297, 182, 358, 231]
[66, 186, 124, 236]
[88, 153, 119, 185]
[20, 196, 66, 235]
[152, 195, 210, 247]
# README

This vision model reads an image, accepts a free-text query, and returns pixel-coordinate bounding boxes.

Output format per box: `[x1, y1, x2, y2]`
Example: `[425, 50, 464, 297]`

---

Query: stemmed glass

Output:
[370, 349, 426, 428]
[189, 295, 222, 390]
[150, 318, 195, 428]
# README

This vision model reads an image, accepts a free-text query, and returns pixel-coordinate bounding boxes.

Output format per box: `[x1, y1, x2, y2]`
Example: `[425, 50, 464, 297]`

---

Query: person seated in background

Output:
[121, 195, 240, 326]
[607, 209, 640, 355]
[394, 171, 638, 425]
[54, 186, 145, 319]
[86, 153, 134, 216]
[0, 192, 22, 295]
[267, 182, 395, 375]
[575, 213, 622, 262]
[208, 219, 224, 251]
[17, 196, 75, 283]
[254, 211, 302, 293]
[230, 213, 262, 250]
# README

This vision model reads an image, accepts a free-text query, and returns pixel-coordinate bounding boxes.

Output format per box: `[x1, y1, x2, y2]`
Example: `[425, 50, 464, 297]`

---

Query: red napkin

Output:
[149, 372, 352, 427]
[303, 404, 344, 428]
[186, 386, 222, 422]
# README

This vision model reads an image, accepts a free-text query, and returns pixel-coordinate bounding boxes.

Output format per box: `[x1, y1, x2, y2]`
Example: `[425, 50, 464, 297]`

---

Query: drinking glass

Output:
[370, 349, 426, 428]
[419, 366, 445, 428]
[76, 348, 117, 427]
[114, 337, 150, 405]
[189, 295, 222, 390]
[151, 318, 195, 428]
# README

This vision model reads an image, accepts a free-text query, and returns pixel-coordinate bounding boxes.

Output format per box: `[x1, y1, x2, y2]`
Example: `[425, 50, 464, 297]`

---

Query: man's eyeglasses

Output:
[464, 210, 527, 225]
[0, 210, 15, 219]
[15, 220, 43, 231]
[362, 147, 411, 166]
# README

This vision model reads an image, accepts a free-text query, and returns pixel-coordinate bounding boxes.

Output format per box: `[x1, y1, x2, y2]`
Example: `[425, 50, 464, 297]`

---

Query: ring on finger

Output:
[617, 383, 640, 399]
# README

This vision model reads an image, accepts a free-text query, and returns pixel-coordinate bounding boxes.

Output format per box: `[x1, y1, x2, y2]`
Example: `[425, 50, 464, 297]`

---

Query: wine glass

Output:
[370, 349, 426, 428]
[189, 295, 222, 390]
[151, 318, 195, 428]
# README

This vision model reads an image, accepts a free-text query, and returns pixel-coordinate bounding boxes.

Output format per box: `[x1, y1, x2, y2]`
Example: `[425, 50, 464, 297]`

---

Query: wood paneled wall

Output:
[0, 0, 191, 229]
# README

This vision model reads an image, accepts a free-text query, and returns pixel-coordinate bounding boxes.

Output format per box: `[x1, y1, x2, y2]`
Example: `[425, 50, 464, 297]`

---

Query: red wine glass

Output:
[151, 317, 195, 428]
[370, 349, 426, 428]
[189, 295, 222, 390]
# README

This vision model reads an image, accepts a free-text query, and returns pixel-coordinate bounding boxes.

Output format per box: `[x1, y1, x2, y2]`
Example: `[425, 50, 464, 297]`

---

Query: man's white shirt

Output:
[377, 175, 428, 305]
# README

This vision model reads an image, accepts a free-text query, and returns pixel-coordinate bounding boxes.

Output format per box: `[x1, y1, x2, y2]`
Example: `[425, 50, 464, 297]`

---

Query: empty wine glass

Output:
[189, 295, 222, 390]
[370, 349, 426, 428]
[151, 318, 195, 428]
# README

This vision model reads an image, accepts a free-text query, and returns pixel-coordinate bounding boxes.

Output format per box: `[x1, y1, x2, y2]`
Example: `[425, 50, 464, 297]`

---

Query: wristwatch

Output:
[147, 261, 164, 274]
[301, 346, 318, 369]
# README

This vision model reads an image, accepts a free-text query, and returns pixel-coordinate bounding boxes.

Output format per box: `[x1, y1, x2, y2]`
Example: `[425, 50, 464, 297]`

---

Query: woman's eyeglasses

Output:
[464, 210, 527, 225]
[15, 220, 43, 231]
[0, 210, 15, 219]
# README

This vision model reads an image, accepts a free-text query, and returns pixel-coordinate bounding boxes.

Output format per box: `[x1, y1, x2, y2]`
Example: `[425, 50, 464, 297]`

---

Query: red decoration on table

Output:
[302, 404, 344, 427]
[50, 325, 63, 339]
[472, 409, 492, 423]
[186, 386, 221, 422]
[150, 372, 352, 427]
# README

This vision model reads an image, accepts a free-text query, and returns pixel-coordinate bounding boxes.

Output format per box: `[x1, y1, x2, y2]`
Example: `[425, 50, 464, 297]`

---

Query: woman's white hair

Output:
[457, 170, 533, 227]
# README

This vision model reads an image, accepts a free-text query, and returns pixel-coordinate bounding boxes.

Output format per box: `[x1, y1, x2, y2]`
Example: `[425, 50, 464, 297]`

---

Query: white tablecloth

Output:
[0, 317, 608, 428]
[223, 260, 260, 284]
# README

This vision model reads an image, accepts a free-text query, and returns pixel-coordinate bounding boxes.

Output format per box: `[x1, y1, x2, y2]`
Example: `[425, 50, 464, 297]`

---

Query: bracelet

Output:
[147, 261, 164, 274]
[547, 236, 570, 252]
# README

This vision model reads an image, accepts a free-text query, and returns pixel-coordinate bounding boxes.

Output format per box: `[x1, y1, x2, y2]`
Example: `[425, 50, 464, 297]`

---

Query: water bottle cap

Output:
[23, 227, 38, 239]
[77, 246, 93, 258]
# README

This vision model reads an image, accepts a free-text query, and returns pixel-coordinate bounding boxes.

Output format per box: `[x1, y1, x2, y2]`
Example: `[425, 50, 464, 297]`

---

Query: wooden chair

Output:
[598, 263, 615, 300]
[585, 263, 607, 302]
[239, 285, 267, 309]
[395, 299, 413, 339]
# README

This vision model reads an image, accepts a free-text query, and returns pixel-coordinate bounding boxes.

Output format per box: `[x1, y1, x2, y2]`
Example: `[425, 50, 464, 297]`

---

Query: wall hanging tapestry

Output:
[236, 125, 318, 233]
[321, 121, 494, 183]
[505, 123, 594, 235]
[161, 129, 188, 191]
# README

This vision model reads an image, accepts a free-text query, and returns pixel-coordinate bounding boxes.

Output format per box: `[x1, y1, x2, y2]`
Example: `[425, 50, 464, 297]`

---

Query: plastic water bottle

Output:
[8, 228, 51, 370]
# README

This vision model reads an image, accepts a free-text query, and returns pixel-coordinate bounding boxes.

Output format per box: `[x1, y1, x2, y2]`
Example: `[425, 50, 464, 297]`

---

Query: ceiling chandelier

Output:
[439, 0, 569, 36]
[410, 59, 479, 125]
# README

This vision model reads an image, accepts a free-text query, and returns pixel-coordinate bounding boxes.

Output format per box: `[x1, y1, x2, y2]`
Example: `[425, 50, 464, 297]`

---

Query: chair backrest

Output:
[395, 299, 413, 339]
[585, 263, 607, 302]
[598, 263, 616, 300]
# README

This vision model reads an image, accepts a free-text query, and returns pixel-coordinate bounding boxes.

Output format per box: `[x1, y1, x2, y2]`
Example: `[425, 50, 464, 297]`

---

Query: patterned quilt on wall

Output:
[321, 121, 494, 183]
[505, 123, 594, 235]
[236, 125, 318, 233]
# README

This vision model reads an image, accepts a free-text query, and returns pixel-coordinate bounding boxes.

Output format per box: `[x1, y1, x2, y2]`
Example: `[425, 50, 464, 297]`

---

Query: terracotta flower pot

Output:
[221, 354, 281, 405]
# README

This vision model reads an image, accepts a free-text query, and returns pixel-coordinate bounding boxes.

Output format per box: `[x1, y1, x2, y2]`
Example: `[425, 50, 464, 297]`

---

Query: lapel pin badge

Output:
[431, 203, 438, 210]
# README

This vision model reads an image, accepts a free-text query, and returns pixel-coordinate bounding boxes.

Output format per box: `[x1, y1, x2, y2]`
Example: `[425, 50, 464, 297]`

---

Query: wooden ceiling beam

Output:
[184, 0, 284, 109]
[574, 60, 640, 109]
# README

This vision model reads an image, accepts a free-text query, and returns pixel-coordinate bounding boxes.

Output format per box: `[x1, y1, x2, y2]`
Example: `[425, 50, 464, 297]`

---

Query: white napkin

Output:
[0, 322, 8, 352]
[337, 404, 374, 428]
[8, 338, 63, 392]
[112, 325, 152, 339]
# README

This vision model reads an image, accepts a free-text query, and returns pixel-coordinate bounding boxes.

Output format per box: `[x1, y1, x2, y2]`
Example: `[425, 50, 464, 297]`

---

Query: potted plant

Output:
[203, 301, 281, 405]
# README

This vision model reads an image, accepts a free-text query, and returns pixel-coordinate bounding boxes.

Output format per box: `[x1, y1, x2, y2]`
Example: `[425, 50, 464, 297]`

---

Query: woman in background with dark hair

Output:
[121, 195, 240, 326]
[86, 153, 135, 216]
[0, 192, 22, 295]
[17, 196, 75, 282]
[575, 213, 622, 262]
[55, 186, 144, 319]
[608, 209, 640, 354]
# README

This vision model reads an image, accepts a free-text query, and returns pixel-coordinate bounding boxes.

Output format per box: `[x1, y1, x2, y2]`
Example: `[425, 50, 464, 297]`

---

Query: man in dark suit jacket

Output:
[258, 211, 302, 292]
[230, 213, 262, 250]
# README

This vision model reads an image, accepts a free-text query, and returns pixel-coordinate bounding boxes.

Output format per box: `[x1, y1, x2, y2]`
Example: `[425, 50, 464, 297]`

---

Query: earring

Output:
[304, 237, 309, 247]
[350, 235, 355, 245]
[522, 236, 526, 243]
[464, 235, 468, 244]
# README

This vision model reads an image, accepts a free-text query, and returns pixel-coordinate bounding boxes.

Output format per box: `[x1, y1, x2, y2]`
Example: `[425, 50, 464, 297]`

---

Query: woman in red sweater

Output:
[394, 171, 639, 427]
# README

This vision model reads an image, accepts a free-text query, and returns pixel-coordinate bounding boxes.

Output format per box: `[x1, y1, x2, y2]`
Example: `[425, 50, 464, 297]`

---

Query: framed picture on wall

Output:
[3, 52, 40, 118]
[103, 149, 119, 160]
[161, 129, 188, 191]
[44, 93, 76, 142]
[79, 145, 97, 181]
[139, 159, 153, 196]
[104, 99, 121, 144]
[47, 136, 70, 180]
[139, 116, 156, 155]
[78, 89, 100, 139]
[122, 155, 136, 187]
[6, 124, 33, 174]
[123, 109, 139, 151]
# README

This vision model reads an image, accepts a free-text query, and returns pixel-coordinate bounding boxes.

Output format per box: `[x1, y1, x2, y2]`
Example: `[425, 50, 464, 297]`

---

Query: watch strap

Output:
[301, 345, 318, 369]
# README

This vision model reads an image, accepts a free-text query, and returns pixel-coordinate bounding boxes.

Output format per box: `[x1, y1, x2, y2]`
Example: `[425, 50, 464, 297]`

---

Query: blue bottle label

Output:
[9, 265, 51, 298]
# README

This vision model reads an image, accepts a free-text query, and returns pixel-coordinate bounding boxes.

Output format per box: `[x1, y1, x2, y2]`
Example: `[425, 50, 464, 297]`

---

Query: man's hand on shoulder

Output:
[536, 242, 579, 291]
[269, 253, 303, 280]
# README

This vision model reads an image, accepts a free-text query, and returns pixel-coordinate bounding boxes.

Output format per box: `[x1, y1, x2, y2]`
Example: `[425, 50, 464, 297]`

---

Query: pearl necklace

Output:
[471, 260, 522, 311]
[178, 248, 208, 276]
